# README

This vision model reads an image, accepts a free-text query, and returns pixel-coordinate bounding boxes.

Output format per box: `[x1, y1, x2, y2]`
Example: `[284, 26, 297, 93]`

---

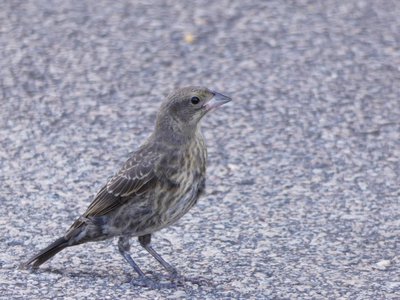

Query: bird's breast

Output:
[155, 136, 207, 224]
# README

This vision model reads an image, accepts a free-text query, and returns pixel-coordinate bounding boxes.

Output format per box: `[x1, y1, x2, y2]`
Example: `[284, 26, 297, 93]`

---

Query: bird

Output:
[24, 86, 231, 288]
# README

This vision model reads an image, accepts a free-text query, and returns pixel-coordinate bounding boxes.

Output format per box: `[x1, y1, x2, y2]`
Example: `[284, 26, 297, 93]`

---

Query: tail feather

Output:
[24, 237, 69, 268]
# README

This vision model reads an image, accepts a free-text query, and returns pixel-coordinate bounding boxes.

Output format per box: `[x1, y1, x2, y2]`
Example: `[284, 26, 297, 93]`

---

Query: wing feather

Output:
[83, 148, 158, 217]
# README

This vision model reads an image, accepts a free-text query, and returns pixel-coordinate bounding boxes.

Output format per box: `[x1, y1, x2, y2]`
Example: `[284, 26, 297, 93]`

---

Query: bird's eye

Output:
[191, 97, 200, 105]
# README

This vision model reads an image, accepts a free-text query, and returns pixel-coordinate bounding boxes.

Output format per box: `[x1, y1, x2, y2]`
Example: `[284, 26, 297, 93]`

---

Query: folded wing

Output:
[83, 148, 158, 217]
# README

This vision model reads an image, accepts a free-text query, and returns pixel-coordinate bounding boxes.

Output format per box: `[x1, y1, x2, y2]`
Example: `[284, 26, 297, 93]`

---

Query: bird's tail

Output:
[23, 237, 69, 268]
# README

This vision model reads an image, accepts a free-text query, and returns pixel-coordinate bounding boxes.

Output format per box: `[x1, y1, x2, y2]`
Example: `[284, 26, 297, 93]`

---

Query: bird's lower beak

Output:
[204, 91, 232, 111]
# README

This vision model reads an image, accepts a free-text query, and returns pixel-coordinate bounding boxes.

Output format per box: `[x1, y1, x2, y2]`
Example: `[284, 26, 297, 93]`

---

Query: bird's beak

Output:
[204, 91, 232, 111]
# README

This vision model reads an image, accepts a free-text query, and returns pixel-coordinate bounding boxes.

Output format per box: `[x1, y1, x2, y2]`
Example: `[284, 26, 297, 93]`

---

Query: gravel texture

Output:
[1, 0, 400, 299]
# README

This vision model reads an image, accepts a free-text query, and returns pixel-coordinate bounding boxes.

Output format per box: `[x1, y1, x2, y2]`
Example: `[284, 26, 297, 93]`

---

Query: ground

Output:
[0, 0, 399, 299]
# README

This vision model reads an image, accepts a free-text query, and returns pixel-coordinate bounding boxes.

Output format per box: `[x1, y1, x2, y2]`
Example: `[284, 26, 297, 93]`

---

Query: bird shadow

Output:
[26, 265, 121, 281]
[24, 265, 217, 291]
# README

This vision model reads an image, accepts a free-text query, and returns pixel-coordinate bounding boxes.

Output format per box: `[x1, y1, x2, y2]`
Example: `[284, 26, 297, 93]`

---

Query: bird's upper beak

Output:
[204, 91, 232, 111]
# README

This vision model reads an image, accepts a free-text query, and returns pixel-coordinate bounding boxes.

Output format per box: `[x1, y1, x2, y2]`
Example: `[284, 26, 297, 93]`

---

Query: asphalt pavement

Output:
[1, 0, 399, 299]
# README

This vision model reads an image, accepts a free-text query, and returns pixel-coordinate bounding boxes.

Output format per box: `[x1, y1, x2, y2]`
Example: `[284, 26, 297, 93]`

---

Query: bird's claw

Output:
[168, 271, 210, 287]
[185, 276, 212, 286]
[130, 275, 180, 289]
[130, 271, 210, 289]
[169, 272, 186, 287]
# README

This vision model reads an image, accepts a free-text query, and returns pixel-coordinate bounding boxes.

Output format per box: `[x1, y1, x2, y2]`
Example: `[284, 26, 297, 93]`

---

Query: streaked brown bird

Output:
[24, 86, 231, 288]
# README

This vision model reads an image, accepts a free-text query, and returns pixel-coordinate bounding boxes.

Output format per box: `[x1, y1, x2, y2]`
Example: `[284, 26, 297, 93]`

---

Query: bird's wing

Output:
[83, 148, 158, 217]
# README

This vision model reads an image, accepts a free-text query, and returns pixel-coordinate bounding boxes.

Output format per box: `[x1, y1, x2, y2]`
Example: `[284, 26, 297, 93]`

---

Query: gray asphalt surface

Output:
[1, 0, 400, 299]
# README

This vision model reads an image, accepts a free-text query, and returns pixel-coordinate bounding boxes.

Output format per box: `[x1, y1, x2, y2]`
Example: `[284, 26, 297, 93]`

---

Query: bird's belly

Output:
[159, 183, 200, 227]
[102, 197, 154, 237]
[104, 180, 202, 237]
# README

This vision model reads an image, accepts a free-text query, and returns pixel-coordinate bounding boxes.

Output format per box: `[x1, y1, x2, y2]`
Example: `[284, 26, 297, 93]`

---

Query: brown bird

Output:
[24, 86, 231, 288]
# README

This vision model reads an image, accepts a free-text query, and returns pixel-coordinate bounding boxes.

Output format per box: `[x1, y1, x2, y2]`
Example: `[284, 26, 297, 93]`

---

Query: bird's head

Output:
[155, 86, 231, 137]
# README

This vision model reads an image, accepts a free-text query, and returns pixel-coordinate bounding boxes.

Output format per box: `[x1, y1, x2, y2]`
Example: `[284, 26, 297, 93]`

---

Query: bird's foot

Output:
[168, 271, 186, 287]
[186, 276, 212, 286]
[145, 270, 186, 288]
[137, 270, 211, 289]
[166, 271, 211, 287]
[130, 275, 179, 289]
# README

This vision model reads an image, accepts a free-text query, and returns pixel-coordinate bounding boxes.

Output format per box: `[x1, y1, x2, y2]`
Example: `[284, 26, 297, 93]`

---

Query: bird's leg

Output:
[118, 236, 146, 277]
[138, 234, 211, 287]
[138, 234, 179, 278]
[118, 236, 177, 289]
[117, 236, 159, 288]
